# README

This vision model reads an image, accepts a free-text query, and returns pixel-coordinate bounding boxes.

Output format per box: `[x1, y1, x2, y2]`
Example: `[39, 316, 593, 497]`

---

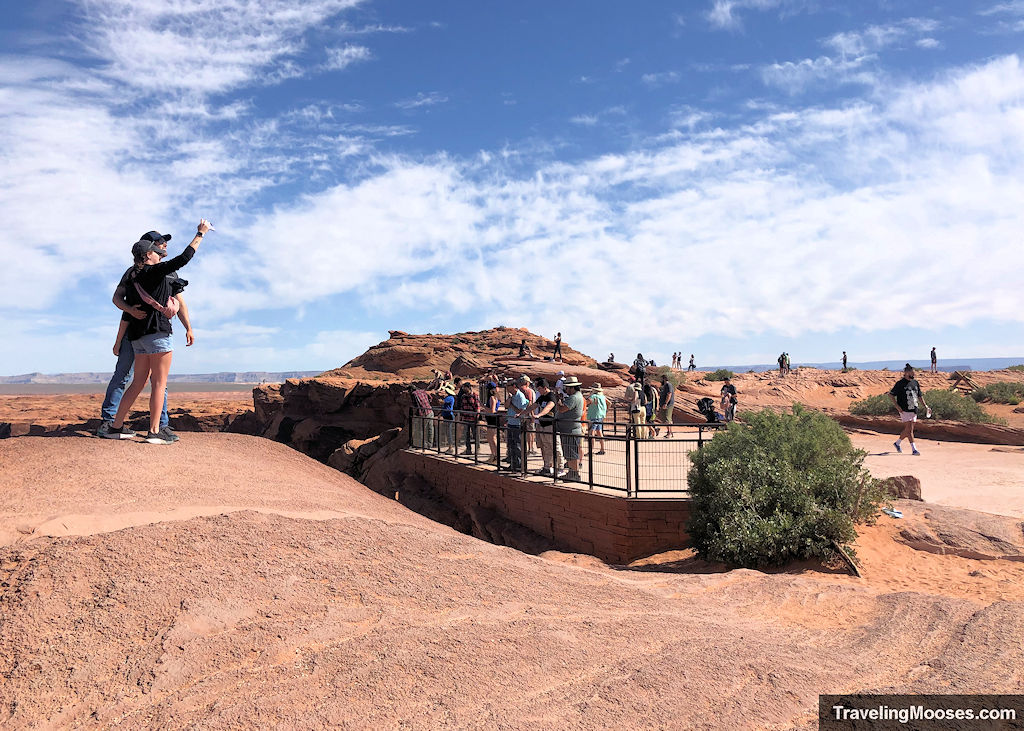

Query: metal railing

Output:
[407, 408, 724, 497]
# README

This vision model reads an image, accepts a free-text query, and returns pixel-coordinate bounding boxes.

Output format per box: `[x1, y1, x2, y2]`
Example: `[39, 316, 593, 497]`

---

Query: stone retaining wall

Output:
[397, 449, 691, 564]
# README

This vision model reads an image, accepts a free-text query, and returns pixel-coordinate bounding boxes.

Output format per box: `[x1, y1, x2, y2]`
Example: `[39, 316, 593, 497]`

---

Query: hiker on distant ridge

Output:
[553, 332, 563, 362]
[889, 364, 929, 456]
[930, 347, 938, 374]
[632, 353, 647, 379]
[777, 352, 786, 377]
[842, 351, 848, 371]
[688, 354, 695, 371]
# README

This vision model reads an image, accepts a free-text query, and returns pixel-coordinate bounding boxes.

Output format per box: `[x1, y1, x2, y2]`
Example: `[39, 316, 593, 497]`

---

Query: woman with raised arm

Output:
[105, 219, 213, 444]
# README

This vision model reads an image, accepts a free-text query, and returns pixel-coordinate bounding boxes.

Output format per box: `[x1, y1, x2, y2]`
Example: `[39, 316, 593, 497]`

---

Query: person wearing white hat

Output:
[555, 371, 566, 396]
[555, 376, 585, 480]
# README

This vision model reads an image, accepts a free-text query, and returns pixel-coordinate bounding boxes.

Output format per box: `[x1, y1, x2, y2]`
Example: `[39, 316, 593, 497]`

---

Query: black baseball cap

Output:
[131, 240, 165, 258]
[140, 230, 172, 244]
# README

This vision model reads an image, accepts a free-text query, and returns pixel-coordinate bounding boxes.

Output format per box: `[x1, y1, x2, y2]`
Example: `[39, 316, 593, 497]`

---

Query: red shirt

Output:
[460, 391, 480, 420]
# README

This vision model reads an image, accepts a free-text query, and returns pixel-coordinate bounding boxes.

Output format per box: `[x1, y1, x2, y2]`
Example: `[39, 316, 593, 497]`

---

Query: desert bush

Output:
[841, 366, 857, 373]
[705, 369, 735, 381]
[971, 382, 1024, 406]
[687, 405, 885, 569]
[848, 394, 893, 416]
[652, 365, 684, 388]
[1007, 364, 1024, 373]
[851, 389, 1003, 423]
[925, 389, 1005, 423]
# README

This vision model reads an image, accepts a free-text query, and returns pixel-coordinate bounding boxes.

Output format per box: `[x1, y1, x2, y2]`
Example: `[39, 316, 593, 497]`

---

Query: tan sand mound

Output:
[2, 435, 1023, 728]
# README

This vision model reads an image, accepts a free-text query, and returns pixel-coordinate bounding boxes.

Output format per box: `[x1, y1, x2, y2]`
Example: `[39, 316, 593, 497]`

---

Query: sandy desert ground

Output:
[1, 432, 1023, 728]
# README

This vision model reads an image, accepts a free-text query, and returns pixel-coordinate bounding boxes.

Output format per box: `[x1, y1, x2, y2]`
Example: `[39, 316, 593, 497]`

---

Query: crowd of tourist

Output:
[412, 370, 617, 481]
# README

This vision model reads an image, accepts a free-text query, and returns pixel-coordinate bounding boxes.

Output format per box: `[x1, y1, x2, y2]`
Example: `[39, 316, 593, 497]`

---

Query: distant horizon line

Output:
[2, 355, 1023, 381]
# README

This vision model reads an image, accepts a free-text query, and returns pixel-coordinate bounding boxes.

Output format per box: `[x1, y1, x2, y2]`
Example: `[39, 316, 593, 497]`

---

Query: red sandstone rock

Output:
[331, 327, 596, 380]
[883, 475, 923, 501]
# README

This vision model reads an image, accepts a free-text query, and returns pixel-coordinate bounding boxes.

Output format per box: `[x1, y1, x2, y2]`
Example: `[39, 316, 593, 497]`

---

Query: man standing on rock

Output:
[688, 354, 696, 371]
[553, 332, 563, 362]
[842, 351, 848, 371]
[889, 364, 929, 456]
[931, 347, 938, 373]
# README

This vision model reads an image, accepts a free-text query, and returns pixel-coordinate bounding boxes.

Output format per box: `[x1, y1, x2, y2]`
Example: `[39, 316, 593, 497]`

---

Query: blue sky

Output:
[2, 0, 1023, 374]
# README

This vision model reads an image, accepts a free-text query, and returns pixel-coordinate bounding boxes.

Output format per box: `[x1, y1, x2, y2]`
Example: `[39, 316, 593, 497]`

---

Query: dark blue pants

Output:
[506, 424, 522, 471]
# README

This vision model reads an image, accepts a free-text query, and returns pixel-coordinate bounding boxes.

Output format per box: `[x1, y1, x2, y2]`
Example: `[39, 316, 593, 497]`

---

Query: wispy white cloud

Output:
[79, 0, 366, 95]
[641, 70, 681, 87]
[324, 44, 372, 71]
[707, 0, 809, 30]
[174, 55, 1024, 363]
[394, 91, 449, 109]
[823, 18, 940, 57]
[570, 114, 599, 126]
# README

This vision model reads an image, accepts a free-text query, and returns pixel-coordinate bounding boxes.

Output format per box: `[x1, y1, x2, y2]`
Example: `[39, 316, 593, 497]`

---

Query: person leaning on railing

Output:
[439, 382, 457, 453]
[555, 376, 585, 481]
[457, 381, 481, 455]
[530, 378, 563, 477]
[408, 384, 434, 449]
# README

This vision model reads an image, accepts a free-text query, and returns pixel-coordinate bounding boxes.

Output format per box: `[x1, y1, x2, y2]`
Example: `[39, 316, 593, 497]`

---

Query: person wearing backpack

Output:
[105, 219, 213, 444]
[889, 364, 930, 455]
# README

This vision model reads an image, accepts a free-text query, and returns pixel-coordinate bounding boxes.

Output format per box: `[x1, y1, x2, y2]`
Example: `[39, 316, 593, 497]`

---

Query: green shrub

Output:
[842, 366, 857, 373]
[652, 365, 684, 388]
[925, 389, 1005, 423]
[705, 369, 735, 381]
[851, 389, 1004, 423]
[971, 382, 1024, 406]
[849, 393, 893, 416]
[1007, 365, 1024, 373]
[687, 405, 885, 569]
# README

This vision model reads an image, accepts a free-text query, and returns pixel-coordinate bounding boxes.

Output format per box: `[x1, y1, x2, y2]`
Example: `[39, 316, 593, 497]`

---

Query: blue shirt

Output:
[505, 389, 530, 427]
[441, 394, 455, 419]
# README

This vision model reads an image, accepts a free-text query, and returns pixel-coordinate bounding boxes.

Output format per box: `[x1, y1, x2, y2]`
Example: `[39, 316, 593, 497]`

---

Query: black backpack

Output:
[696, 397, 719, 423]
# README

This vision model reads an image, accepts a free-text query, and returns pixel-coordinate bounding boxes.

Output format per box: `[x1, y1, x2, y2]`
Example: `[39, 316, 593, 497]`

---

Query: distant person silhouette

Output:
[930, 347, 938, 373]
[842, 351, 848, 371]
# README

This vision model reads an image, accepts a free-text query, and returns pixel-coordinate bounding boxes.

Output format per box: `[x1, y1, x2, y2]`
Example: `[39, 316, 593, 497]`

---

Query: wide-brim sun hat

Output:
[562, 376, 583, 388]
[590, 382, 603, 391]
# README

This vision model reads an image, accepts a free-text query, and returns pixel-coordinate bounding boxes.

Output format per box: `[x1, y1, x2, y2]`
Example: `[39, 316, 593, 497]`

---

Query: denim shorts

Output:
[132, 332, 174, 354]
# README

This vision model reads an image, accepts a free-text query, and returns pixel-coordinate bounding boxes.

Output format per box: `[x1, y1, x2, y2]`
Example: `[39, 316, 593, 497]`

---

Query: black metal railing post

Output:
[625, 424, 632, 497]
[633, 427, 641, 497]
[521, 422, 528, 478]
[495, 418, 502, 472]
[587, 425, 594, 490]
[408, 408, 414, 448]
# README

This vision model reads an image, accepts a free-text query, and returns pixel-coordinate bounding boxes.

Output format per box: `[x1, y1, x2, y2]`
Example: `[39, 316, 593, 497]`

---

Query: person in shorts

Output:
[889, 364, 929, 455]
[930, 347, 938, 373]
[98, 230, 193, 441]
[658, 374, 675, 437]
[586, 382, 606, 455]
[105, 219, 212, 444]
